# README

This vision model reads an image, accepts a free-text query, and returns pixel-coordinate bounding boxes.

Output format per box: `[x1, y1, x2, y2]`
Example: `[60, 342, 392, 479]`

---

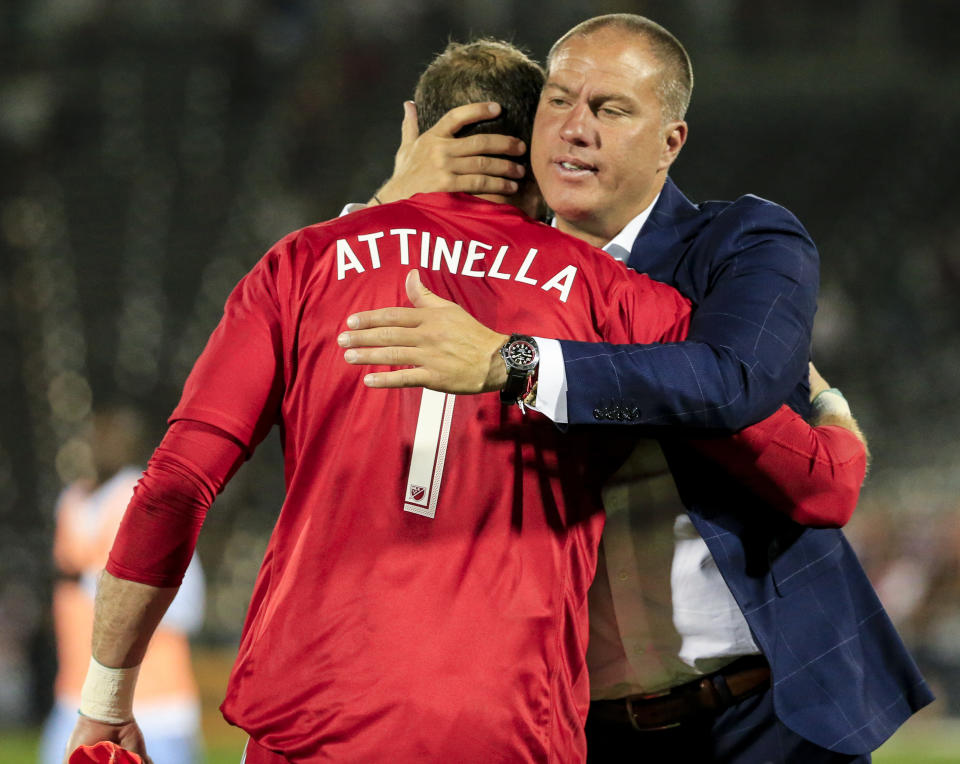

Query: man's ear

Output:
[659, 120, 687, 171]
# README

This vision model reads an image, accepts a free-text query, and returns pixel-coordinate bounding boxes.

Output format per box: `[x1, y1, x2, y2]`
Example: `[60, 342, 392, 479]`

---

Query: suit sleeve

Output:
[561, 202, 818, 430]
[691, 405, 867, 527]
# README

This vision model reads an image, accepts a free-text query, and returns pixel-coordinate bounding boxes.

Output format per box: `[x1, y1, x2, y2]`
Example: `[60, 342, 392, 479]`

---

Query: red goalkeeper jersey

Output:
[168, 193, 690, 761]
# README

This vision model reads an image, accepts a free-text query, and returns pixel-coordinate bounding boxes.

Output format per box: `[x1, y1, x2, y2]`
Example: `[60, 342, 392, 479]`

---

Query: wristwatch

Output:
[499, 334, 539, 405]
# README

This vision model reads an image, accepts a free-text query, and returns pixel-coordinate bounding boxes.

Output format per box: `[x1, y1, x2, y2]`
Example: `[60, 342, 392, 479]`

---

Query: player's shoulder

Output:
[277, 199, 402, 235]
[260, 205, 398, 261]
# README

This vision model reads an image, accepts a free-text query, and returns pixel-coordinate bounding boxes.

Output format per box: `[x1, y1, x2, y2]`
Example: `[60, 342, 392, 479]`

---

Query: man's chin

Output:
[547, 201, 595, 225]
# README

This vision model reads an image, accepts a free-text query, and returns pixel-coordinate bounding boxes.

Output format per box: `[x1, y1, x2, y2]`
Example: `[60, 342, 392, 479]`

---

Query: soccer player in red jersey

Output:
[65, 41, 865, 763]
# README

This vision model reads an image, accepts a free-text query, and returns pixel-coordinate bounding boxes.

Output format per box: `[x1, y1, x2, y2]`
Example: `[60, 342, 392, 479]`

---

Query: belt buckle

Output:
[624, 691, 682, 732]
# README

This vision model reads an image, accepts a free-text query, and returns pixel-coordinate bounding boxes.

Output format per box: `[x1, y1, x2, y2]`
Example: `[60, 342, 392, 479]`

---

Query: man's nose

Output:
[560, 102, 592, 146]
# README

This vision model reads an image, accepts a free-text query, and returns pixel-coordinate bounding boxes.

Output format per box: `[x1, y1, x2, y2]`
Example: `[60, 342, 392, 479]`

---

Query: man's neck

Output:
[554, 177, 668, 248]
[554, 218, 610, 249]
[555, 192, 662, 251]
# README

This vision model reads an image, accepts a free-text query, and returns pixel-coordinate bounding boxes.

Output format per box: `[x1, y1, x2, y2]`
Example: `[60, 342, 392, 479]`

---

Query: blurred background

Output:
[1, 0, 958, 761]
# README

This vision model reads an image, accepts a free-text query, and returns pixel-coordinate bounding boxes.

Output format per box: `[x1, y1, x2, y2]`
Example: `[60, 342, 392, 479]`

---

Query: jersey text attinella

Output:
[335, 229, 578, 303]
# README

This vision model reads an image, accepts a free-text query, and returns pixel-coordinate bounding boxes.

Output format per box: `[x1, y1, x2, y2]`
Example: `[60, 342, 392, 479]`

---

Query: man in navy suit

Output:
[338, 14, 932, 763]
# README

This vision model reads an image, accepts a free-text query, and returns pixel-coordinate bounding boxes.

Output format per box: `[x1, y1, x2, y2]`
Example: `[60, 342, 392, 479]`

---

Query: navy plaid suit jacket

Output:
[560, 178, 932, 754]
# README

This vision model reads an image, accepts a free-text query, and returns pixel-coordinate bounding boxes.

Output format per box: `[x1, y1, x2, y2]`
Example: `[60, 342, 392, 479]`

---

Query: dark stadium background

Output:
[1, 1, 958, 759]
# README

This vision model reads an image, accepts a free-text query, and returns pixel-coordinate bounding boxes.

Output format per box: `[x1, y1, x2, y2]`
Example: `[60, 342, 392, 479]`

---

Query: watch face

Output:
[505, 339, 538, 370]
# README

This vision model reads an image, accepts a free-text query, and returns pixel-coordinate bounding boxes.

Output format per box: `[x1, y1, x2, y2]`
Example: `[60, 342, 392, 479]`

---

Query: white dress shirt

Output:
[533, 200, 760, 699]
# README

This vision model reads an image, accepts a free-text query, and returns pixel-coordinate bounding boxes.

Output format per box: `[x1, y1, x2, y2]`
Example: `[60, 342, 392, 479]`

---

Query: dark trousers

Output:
[585, 686, 871, 764]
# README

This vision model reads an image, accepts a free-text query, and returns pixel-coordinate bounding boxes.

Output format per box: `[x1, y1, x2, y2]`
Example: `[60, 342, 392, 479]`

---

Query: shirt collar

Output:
[549, 192, 661, 263]
[602, 193, 660, 261]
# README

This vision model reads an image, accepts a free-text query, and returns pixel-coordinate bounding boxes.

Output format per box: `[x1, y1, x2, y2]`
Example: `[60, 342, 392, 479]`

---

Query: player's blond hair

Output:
[414, 39, 545, 165]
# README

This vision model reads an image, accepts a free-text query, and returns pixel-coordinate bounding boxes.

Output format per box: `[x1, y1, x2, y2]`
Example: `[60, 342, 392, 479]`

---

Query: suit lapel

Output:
[627, 178, 699, 275]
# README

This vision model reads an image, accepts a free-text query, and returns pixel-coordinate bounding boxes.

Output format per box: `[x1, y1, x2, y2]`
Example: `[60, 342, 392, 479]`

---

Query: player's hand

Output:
[372, 102, 526, 204]
[807, 361, 870, 459]
[64, 715, 151, 764]
[339, 270, 509, 394]
[808, 361, 830, 400]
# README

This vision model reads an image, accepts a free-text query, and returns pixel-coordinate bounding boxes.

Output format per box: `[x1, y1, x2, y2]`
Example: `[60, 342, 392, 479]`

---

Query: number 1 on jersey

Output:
[404, 389, 455, 518]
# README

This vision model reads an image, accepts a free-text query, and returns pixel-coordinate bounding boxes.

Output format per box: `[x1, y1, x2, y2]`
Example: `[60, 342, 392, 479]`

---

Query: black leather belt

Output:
[589, 655, 771, 731]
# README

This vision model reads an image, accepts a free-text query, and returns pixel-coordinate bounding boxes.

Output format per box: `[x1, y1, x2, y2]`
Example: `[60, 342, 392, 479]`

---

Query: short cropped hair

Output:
[414, 39, 545, 164]
[547, 14, 693, 123]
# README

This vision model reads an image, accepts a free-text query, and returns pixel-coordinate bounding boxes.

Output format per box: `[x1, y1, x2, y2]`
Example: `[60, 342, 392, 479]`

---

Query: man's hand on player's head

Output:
[64, 716, 152, 764]
[339, 270, 509, 395]
[372, 102, 527, 204]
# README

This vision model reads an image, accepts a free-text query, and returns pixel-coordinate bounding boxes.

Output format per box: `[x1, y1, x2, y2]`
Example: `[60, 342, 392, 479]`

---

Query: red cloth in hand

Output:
[69, 741, 143, 764]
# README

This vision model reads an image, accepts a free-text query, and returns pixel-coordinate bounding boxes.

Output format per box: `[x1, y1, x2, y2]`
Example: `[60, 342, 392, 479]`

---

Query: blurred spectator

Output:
[882, 511, 960, 717]
[39, 406, 205, 764]
[850, 502, 960, 716]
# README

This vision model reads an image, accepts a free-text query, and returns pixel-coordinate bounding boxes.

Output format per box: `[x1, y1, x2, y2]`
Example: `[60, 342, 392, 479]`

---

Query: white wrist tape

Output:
[811, 387, 851, 419]
[78, 656, 140, 724]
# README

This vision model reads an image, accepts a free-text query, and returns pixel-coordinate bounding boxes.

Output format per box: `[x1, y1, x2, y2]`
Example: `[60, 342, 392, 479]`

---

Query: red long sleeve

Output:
[106, 420, 246, 587]
[693, 405, 867, 527]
